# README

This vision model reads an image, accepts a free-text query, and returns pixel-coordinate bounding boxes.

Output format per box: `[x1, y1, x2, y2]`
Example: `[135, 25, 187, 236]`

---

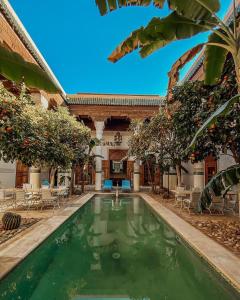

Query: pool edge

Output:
[0, 192, 240, 295]
[140, 193, 240, 294]
[0, 193, 95, 280]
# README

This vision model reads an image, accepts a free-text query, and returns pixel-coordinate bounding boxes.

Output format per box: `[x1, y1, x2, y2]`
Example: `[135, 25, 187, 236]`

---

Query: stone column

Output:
[94, 120, 105, 191]
[193, 162, 205, 190]
[169, 167, 177, 190]
[133, 161, 140, 192]
[29, 166, 41, 189]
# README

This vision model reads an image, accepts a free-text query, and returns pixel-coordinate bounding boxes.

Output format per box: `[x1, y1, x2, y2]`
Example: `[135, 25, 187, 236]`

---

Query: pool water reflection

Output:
[0, 195, 239, 300]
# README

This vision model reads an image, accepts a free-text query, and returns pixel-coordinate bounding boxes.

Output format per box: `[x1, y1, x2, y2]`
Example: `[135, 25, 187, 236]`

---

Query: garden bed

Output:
[0, 218, 41, 245]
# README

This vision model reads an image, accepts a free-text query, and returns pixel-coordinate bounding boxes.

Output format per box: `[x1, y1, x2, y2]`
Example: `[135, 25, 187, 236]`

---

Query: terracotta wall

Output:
[0, 13, 36, 63]
[0, 12, 64, 106]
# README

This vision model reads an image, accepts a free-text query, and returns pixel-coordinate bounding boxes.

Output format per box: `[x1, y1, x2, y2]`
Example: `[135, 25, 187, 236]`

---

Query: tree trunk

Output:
[176, 164, 182, 187]
[80, 165, 85, 193]
[146, 160, 155, 192]
[50, 167, 56, 188]
[159, 171, 164, 194]
[69, 166, 75, 196]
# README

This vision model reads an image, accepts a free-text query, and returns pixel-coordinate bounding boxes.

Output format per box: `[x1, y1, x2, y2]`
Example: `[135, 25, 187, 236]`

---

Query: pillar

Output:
[169, 167, 177, 190]
[29, 166, 41, 189]
[133, 161, 140, 192]
[94, 120, 105, 191]
[193, 162, 205, 190]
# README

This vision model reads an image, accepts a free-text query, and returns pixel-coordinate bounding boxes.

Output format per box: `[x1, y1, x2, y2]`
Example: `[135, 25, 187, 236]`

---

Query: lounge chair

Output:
[40, 189, 60, 210]
[207, 195, 224, 215]
[121, 180, 131, 192]
[103, 180, 113, 191]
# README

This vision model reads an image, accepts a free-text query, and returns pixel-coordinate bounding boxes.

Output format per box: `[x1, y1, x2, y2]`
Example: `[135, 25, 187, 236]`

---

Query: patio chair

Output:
[0, 189, 15, 211]
[62, 187, 69, 199]
[23, 183, 33, 190]
[207, 195, 224, 215]
[121, 180, 131, 192]
[182, 190, 201, 214]
[40, 189, 60, 210]
[174, 186, 186, 208]
[41, 184, 50, 189]
[103, 180, 113, 192]
[55, 187, 69, 206]
[224, 193, 237, 215]
[15, 189, 28, 209]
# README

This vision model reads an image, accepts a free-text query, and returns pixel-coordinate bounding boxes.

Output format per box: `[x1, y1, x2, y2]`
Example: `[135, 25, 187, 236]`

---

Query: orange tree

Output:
[128, 107, 187, 190]
[0, 83, 91, 187]
[171, 54, 240, 163]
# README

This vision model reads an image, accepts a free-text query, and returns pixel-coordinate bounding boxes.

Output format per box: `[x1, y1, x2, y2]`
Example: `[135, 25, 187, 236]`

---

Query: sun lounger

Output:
[121, 180, 131, 192]
[103, 180, 113, 191]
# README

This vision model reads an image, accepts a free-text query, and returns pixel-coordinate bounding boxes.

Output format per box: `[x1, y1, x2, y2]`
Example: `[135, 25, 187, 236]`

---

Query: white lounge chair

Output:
[207, 195, 224, 215]
[174, 186, 186, 208]
[182, 189, 201, 214]
[40, 189, 60, 210]
[0, 189, 15, 211]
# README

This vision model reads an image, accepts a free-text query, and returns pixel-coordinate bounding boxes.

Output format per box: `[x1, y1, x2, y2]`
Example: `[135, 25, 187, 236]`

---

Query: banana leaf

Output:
[0, 44, 60, 93]
[95, 0, 220, 21]
[204, 31, 228, 85]
[189, 94, 240, 149]
[168, 43, 204, 97]
[109, 12, 209, 62]
[200, 164, 240, 211]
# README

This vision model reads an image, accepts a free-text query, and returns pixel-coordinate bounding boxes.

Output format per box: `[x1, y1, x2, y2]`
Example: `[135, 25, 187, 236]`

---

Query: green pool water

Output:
[0, 195, 239, 300]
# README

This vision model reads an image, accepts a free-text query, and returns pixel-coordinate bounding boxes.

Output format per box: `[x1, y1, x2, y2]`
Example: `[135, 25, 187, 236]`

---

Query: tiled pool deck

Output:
[0, 192, 240, 294]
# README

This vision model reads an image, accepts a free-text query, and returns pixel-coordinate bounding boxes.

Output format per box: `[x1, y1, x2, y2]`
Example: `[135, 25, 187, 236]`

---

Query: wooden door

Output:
[15, 161, 29, 188]
[205, 155, 217, 184]
[102, 160, 110, 179]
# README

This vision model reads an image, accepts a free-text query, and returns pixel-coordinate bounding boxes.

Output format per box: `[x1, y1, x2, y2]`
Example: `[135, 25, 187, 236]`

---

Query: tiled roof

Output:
[66, 93, 164, 106]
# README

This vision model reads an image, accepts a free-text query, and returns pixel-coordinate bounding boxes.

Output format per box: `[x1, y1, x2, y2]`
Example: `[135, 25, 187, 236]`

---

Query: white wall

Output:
[182, 161, 194, 188]
[0, 161, 16, 188]
[218, 152, 236, 171]
[92, 131, 132, 160]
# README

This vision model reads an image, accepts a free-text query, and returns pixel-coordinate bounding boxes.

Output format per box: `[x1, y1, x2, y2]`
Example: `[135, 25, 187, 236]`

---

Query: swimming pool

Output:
[0, 195, 239, 300]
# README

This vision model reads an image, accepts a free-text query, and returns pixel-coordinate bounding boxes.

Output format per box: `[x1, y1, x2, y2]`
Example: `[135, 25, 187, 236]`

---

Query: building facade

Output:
[0, 0, 237, 191]
[67, 93, 163, 190]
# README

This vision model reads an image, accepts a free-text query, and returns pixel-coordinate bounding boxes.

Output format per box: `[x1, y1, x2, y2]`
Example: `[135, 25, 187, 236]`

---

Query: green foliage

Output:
[204, 31, 228, 85]
[128, 106, 184, 171]
[109, 12, 210, 62]
[0, 44, 60, 93]
[172, 55, 240, 163]
[0, 83, 91, 169]
[96, 0, 220, 19]
[189, 94, 240, 150]
[200, 164, 240, 211]
[128, 120, 151, 162]
[95, 0, 240, 93]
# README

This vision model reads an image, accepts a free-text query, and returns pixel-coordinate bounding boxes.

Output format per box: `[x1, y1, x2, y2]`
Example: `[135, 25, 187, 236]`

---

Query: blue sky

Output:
[10, 0, 232, 95]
